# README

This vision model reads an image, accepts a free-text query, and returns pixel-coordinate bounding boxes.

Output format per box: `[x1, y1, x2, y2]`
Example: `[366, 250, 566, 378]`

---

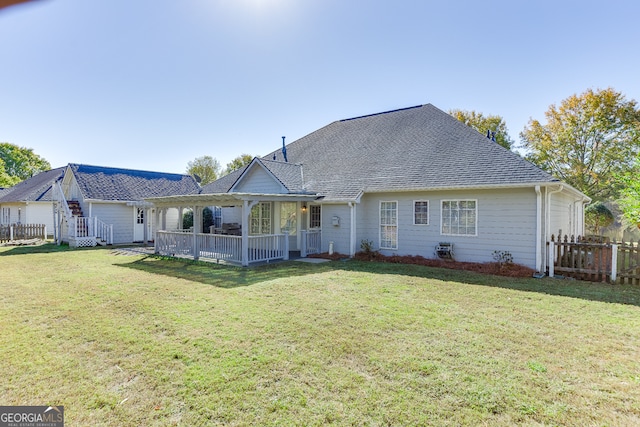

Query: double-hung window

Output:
[380, 201, 398, 249]
[441, 200, 477, 236]
[413, 200, 429, 225]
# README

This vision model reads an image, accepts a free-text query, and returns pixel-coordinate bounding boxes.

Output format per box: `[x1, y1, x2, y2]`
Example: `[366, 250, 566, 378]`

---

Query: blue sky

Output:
[1, 0, 638, 174]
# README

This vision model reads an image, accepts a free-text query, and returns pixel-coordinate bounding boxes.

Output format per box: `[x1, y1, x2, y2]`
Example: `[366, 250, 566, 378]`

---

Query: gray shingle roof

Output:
[0, 167, 65, 203]
[200, 166, 247, 194]
[263, 104, 559, 201]
[70, 164, 201, 201]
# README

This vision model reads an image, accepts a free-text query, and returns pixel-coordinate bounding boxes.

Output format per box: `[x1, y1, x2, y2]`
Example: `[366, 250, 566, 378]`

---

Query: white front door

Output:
[134, 208, 145, 241]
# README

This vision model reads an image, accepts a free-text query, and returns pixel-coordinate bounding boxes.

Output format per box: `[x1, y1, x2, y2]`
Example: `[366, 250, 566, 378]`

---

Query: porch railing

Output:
[301, 229, 322, 257]
[69, 216, 114, 245]
[155, 231, 289, 265]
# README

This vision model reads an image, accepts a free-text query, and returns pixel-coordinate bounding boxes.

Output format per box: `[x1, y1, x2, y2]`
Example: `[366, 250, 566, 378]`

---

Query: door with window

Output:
[133, 207, 148, 241]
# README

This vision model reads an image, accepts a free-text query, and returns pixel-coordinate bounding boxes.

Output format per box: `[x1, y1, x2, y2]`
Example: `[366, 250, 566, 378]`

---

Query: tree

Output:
[225, 154, 254, 175]
[449, 109, 514, 150]
[617, 154, 640, 229]
[0, 142, 51, 187]
[186, 156, 221, 185]
[520, 88, 640, 201]
[585, 202, 615, 235]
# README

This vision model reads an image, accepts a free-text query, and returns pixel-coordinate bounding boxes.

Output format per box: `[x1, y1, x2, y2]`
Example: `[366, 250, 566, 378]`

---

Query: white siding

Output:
[232, 166, 286, 194]
[549, 191, 581, 239]
[90, 203, 135, 244]
[221, 206, 242, 224]
[356, 188, 538, 269]
[25, 202, 55, 237]
[320, 204, 352, 255]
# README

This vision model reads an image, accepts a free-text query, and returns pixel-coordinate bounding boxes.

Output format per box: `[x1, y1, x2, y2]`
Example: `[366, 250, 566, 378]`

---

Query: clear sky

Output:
[1, 0, 638, 174]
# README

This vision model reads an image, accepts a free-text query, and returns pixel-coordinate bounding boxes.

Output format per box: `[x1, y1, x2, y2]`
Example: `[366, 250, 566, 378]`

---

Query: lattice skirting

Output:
[69, 237, 97, 248]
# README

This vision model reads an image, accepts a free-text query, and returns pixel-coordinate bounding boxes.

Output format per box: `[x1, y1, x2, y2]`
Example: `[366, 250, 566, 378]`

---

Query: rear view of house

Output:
[147, 104, 590, 273]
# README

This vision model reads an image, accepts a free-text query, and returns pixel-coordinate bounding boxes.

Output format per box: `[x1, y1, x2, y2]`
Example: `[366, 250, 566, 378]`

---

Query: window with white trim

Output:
[413, 200, 429, 225]
[380, 201, 398, 249]
[441, 200, 477, 236]
[250, 202, 272, 235]
[1, 207, 9, 224]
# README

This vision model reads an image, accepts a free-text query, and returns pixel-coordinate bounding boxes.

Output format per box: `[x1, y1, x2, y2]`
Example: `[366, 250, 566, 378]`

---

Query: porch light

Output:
[301, 203, 307, 213]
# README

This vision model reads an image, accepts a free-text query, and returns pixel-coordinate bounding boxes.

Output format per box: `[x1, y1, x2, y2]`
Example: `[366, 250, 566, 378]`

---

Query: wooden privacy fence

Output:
[0, 223, 47, 243]
[548, 234, 640, 285]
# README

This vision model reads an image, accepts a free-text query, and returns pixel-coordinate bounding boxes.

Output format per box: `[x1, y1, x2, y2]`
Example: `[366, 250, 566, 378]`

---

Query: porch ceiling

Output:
[145, 192, 321, 208]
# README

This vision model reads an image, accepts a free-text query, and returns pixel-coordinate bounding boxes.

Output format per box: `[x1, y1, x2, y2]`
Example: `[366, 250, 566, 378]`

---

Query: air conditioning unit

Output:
[435, 242, 453, 259]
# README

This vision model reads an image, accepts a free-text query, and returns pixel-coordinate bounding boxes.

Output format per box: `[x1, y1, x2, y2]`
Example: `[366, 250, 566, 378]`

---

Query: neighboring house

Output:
[0, 167, 66, 237]
[148, 104, 590, 272]
[55, 164, 201, 246]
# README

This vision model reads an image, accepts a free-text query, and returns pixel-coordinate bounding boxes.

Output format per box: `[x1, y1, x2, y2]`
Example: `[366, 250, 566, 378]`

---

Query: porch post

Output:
[548, 240, 555, 278]
[241, 200, 249, 267]
[154, 208, 161, 253]
[284, 231, 289, 261]
[301, 230, 307, 258]
[143, 207, 149, 245]
[178, 206, 184, 230]
[192, 205, 199, 261]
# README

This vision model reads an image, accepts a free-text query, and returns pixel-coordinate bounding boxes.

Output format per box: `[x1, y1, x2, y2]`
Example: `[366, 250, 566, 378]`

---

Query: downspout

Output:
[348, 202, 357, 257]
[535, 186, 542, 273]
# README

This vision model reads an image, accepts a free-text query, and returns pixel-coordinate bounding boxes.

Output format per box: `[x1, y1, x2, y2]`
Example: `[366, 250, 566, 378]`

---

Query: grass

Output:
[1, 244, 640, 426]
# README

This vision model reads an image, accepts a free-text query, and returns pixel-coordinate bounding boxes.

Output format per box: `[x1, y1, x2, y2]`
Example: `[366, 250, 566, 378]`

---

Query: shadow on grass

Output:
[117, 255, 337, 289]
[0, 242, 74, 255]
[118, 255, 640, 306]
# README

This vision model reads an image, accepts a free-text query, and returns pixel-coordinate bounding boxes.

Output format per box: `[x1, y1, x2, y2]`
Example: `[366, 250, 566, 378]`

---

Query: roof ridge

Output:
[69, 163, 192, 178]
[339, 105, 424, 122]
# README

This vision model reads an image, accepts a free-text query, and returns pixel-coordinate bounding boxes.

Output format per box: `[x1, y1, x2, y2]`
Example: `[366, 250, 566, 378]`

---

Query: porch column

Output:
[154, 208, 161, 254]
[178, 206, 184, 230]
[161, 208, 167, 230]
[192, 206, 199, 261]
[241, 200, 249, 267]
[143, 207, 149, 245]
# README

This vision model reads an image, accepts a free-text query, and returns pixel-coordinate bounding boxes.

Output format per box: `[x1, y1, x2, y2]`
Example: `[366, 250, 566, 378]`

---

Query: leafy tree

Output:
[618, 154, 640, 229]
[186, 155, 221, 185]
[225, 154, 254, 175]
[585, 202, 615, 235]
[520, 88, 640, 201]
[449, 109, 514, 150]
[0, 142, 51, 186]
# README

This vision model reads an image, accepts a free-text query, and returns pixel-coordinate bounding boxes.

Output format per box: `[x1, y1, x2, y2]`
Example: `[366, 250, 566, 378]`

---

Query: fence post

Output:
[611, 244, 618, 283]
[301, 230, 307, 258]
[548, 240, 555, 278]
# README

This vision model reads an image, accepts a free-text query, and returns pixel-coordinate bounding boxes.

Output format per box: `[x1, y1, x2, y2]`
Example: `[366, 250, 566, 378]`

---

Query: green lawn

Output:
[1, 244, 639, 426]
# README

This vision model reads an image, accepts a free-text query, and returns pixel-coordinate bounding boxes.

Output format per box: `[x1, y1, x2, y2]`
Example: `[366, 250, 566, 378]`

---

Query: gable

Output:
[231, 163, 287, 194]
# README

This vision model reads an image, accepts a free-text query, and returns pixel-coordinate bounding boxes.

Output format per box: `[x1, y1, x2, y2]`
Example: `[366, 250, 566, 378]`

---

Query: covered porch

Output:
[146, 192, 322, 266]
